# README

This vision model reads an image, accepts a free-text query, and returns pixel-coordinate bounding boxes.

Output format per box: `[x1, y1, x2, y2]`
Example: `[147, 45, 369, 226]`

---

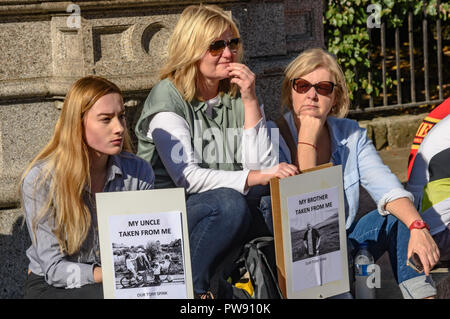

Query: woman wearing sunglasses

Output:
[264, 48, 439, 298]
[135, 4, 297, 298]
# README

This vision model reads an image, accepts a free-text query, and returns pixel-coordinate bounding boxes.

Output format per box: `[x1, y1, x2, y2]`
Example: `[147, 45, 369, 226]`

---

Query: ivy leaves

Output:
[324, 0, 449, 104]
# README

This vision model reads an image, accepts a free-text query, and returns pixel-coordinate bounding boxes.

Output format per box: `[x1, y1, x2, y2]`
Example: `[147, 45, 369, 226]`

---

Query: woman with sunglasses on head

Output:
[21, 76, 154, 298]
[264, 48, 440, 299]
[135, 4, 297, 298]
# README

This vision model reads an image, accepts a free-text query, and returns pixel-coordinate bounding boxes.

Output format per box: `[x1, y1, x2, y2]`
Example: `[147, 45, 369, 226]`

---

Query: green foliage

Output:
[324, 0, 449, 105]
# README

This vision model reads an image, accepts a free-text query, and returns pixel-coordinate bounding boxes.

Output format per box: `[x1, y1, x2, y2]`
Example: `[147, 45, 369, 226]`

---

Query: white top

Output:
[147, 102, 277, 195]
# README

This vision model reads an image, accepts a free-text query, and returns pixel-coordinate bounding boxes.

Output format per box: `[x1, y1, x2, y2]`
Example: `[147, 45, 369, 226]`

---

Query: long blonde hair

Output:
[159, 4, 243, 101]
[20, 76, 132, 255]
[281, 48, 350, 118]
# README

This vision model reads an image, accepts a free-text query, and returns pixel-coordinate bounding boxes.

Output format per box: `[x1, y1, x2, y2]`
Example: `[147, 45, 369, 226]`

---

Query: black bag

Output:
[232, 236, 283, 299]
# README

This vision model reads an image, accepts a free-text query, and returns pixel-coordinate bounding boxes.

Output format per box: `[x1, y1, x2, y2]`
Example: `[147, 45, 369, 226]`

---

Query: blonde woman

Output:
[21, 76, 154, 298]
[135, 4, 297, 298]
[264, 48, 440, 298]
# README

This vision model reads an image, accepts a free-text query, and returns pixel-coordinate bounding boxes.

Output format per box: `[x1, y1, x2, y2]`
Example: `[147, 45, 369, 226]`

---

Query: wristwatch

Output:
[409, 220, 430, 231]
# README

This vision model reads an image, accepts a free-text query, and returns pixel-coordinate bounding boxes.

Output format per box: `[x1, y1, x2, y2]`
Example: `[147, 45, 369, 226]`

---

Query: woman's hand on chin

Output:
[297, 114, 324, 145]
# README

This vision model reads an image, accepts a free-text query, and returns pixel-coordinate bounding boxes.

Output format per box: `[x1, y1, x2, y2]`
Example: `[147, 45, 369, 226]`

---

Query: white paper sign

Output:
[96, 188, 193, 299]
[108, 211, 187, 299]
[287, 186, 342, 292]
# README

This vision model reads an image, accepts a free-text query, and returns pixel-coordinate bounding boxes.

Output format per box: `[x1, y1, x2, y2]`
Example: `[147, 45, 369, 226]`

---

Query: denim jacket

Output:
[267, 112, 413, 229]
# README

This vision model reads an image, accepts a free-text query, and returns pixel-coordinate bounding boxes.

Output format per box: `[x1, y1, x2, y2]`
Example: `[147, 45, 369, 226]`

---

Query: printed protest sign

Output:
[96, 188, 193, 299]
[270, 164, 349, 298]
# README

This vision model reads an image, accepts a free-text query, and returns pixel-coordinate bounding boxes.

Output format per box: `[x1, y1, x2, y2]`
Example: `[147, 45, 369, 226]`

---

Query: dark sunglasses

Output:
[208, 38, 240, 56]
[292, 78, 337, 96]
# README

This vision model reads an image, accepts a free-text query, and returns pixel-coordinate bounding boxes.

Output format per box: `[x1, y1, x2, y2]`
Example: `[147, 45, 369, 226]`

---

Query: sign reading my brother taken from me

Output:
[270, 164, 349, 298]
[291, 191, 336, 215]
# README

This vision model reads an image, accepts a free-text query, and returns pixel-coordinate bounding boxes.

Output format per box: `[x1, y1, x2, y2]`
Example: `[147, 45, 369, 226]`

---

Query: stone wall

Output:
[359, 113, 427, 151]
[0, 0, 324, 298]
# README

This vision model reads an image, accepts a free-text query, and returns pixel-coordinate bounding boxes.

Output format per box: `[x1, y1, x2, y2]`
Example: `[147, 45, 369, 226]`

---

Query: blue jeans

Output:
[186, 188, 252, 294]
[259, 195, 436, 298]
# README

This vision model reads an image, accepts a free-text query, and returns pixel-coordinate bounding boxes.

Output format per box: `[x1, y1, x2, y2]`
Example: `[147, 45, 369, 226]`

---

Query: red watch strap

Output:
[409, 220, 430, 231]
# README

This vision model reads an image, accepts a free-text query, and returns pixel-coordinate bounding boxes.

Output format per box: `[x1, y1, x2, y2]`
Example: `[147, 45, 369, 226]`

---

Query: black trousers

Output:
[24, 272, 103, 299]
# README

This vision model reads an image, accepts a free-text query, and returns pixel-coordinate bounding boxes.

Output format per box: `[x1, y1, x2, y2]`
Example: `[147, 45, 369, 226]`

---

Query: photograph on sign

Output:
[108, 211, 187, 299]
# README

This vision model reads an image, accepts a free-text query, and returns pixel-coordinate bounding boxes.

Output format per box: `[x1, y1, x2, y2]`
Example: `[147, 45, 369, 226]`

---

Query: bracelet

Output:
[297, 141, 317, 151]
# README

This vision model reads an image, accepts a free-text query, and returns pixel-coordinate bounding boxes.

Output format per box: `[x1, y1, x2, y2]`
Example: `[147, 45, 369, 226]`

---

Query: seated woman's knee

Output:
[214, 188, 252, 224]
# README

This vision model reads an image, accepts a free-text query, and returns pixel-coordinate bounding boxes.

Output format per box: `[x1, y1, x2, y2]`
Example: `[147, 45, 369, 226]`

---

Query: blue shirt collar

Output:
[108, 154, 123, 180]
[84, 154, 123, 194]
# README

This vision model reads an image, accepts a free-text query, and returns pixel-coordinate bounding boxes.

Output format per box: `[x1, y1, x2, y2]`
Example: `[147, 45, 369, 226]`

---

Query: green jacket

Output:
[135, 78, 245, 188]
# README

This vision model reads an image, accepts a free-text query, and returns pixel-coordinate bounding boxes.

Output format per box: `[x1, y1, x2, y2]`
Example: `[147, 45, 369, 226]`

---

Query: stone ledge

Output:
[359, 113, 427, 150]
[0, 0, 246, 16]
[0, 75, 160, 102]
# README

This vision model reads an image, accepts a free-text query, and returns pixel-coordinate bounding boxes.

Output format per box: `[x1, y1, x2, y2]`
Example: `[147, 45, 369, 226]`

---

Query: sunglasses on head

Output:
[292, 78, 337, 96]
[208, 38, 240, 56]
